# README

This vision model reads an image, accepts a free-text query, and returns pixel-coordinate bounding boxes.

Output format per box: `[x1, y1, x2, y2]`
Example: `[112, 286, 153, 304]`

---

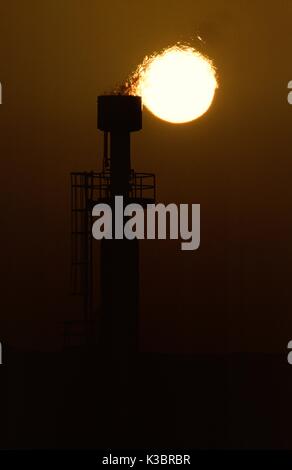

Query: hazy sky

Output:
[0, 0, 292, 352]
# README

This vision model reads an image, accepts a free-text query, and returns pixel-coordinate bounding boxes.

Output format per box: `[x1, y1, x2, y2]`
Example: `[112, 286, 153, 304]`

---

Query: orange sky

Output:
[0, 0, 292, 352]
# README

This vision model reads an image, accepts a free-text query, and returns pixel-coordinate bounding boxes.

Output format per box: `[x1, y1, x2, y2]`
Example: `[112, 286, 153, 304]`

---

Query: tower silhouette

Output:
[70, 96, 155, 364]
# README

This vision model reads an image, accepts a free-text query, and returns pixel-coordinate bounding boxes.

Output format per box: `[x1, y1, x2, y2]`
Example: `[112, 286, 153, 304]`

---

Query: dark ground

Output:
[1, 350, 291, 449]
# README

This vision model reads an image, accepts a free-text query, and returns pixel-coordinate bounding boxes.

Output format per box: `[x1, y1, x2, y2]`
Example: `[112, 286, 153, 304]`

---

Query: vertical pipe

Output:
[110, 131, 131, 197]
[103, 131, 109, 170]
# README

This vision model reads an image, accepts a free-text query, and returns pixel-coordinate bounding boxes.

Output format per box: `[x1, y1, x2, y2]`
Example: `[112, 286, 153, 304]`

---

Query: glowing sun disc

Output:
[136, 46, 218, 124]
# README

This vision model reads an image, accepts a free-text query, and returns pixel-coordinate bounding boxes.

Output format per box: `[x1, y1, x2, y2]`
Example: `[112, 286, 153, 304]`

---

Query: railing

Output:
[71, 170, 155, 203]
[130, 172, 156, 201]
[70, 170, 156, 315]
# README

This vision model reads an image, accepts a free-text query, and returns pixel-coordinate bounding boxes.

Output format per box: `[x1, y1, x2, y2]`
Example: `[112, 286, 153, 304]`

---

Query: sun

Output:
[133, 45, 218, 124]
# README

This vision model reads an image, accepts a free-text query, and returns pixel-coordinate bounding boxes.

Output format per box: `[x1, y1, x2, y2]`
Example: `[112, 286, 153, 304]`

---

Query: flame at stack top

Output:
[116, 44, 218, 124]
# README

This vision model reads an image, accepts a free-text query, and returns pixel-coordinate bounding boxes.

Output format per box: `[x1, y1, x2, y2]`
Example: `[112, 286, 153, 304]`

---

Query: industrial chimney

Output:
[69, 96, 155, 359]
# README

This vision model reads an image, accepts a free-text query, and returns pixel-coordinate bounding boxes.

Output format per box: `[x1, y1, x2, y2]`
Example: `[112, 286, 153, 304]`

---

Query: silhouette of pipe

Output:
[97, 95, 142, 366]
[98, 95, 142, 197]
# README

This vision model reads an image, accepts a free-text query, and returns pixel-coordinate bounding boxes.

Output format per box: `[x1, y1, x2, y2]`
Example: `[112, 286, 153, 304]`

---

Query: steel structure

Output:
[68, 96, 155, 350]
